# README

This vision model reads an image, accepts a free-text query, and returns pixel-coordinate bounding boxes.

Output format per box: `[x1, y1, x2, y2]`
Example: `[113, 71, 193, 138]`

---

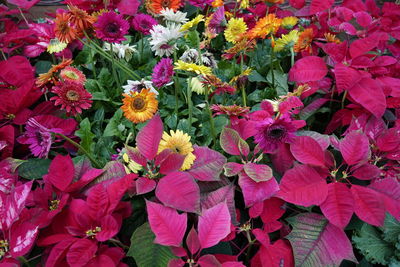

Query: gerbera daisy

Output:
[131, 13, 158, 35]
[47, 39, 67, 54]
[94, 11, 129, 43]
[206, 6, 225, 34]
[67, 6, 96, 33]
[149, 24, 183, 57]
[180, 14, 205, 32]
[190, 76, 206, 94]
[187, 0, 213, 8]
[211, 0, 223, 7]
[50, 81, 93, 115]
[160, 8, 188, 25]
[247, 14, 282, 40]
[121, 89, 158, 123]
[36, 59, 74, 87]
[174, 60, 212, 76]
[158, 130, 196, 171]
[60, 66, 86, 84]
[281, 16, 298, 29]
[294, 28, 313, 53]
[122, 79, 158, 95]
[211, 104, 250, 117]
[273, 30, 299, 52]
[146, 0, 181, 15]
[103, 42, 137, 60]
[152, 58, 174, 88]
[180, 49, 199, 63]
[18, 118, 53, 158]
[324, 32, 341, 44]
[224, 18, 247, 44]
[54, 12, 78, 43]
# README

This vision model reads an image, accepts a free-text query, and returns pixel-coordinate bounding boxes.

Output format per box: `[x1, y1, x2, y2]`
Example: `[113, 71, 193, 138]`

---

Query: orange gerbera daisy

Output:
[36, 59, 73, 87]
[121, 89, 158, 123]
[54, 12, 78, 43]
[145, 0, 181, 14]
[294, 28, 314, 53]
[324, 32, 341, 44]
[247, 14, 282, 40]
[67, 6, 96, 33]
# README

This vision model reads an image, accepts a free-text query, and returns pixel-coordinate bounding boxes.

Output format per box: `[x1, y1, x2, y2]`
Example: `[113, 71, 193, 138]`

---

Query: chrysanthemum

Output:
[103, 42, 137, 60]
[146, 0, 181, 15]
[60, 66, 86, 84]
[273, 30, 299, 52]
[160, 8, 188, 25]
[121, 89, 158, 123]
[294, 28, 313, 53]
[18, 118, 53, 158]
[54, 12, 78, 43]
[224, 18, 247, 44]
[247, 14, 282, 40]
[281, 16, 298, 29]
[152, 58, 174, 88]
[122, 79, 158, 95]
[254, 115, 298, 153]
[180, 15, 205, 32]
[149, 24, 183, 57]
[131, 13, 158, 35]
[50, 81, 93, 115]
[67, 6, 96, 32]
[174, 60, 212, 76]
[94, 11, 129, 43]
[158, 130, 196, 171]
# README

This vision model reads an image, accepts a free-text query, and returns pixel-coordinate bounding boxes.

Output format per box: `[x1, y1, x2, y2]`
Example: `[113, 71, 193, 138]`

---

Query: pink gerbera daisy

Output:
[18, 118, 53, 158]
[60, 66, 86, 85]
[131, 13, 158, 35]
[94, 11, 129, 43]
[50, 81, 92, 116]
[152, 58, 174, 87]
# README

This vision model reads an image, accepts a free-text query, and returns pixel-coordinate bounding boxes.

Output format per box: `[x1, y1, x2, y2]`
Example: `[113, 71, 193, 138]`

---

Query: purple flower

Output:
[94, 11, 129, 43]
[18, 118, 53, 158]
[152, 58, 174, 88]
[187, 0, 213, 8]
[131, 13, 158, 35]
[208, 7, 226, 34]
[254, 114, 299, 153]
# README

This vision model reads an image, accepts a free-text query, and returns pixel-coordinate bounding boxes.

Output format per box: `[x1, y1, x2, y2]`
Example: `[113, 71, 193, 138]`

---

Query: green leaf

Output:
[267, 69, 288, 96]
[34, 61, 52, 75]
[382, 214, 400, 243]
[248, 70, 267, 83]
[127, 223, 176, 267]
[353, 223, 394, 265]
[103, 109, 123, 137]
[185, 30, 200, 48]
[18, 158, 52, 180]
[75, 118, 95, 153]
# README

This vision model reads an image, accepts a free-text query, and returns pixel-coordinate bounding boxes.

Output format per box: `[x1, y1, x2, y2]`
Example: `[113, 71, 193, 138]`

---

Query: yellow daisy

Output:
[281, 16, 298, 29]
[224, 17, 247, 44]
[47, 38, 67, 54]
[190, 76, 206, 95]
[174, 60, 212, 76]
[158, 130, 196, 171]
[247, 14, 282, 40]
[273, 30, 299, 52]
[239, 0, 249, 9]
[121, 89, 158, 124]
[180, 15, 205, 32]
[122, 152, 142, 174]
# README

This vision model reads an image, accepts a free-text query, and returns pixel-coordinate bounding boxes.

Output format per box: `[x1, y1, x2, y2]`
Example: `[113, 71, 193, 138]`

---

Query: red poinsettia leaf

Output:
[369, 179, 400, 220]
[351, 163, 381, 180]
[197, 254, 222, 267]
[351, 185, 385, 226]
[156, 172, 200, 213]
[125, 146, 147, 167]
[96, 215, 119, 242]
[348, 78, 386, 118]
[288, 56, 328, 83]
[158, 152, 186, 175]
[334, 64, 362, 93]
[354, 11, 372, 27]
[278, 164, 328, 206]
[136, 114, 163, 160]
[186, 227, 200, 255]
[339, 131, 370, 166]
[223, 162, 244, 177]
[290, 136, 326, 166]
[376, 128, 400, 152]
[186, 146, 226, 181]
[289, 0, 305, 9]
[320, 183, 354, 228]
[310, 0, 334, 14]
[45, 239, 77, 267]
[9, 221, 38, 257]
[46, 154, 74, 191]
[86, 184, 109, 220]
[7, 0, 40, 9]
[168, 258, 186, 267]
[258, 239, 294, 267]
[198, 202, 231, 249]
[243, 163, 273, 182]
[66, 239, 98, 267]
[260, 197, 286, 224]
[116, 0, 139, 15]
[220, 127, 243, 156]
[136, 177, 157, 195]
[270, 143, 295, 174]
[221, 262, 245, 267]
[349, 33, 379, 59]
[146, 200, 187, 247]
[201, 185, 237, 225]
[238, 172, 279, 207]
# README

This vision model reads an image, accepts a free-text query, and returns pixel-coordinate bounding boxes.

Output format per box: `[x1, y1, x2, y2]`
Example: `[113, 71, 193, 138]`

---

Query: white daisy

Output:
[160, 8, 188, 25]
[149, 24, 183, 57]
[179, 49, 199, 63]
[103, 43, 137, 61]
[122, 79, 158, 95]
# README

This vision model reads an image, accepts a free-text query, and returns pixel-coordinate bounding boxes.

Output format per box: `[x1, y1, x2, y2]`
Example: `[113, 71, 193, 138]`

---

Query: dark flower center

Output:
[49, 199, 60, 211]
[132, 97, 146, 110]
[66, 90, 80, 101]
[267, 125, 286, 140]
[162, 0, 171, 8]
[105, 23, 120, 35]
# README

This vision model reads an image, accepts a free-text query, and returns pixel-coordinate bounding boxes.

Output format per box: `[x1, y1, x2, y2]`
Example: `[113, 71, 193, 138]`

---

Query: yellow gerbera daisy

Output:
[174, 60, 212, 76]
[47, 38, 68, 54]
[247, 14, 282, 40]
[281, 16, 298, 29]
[224, 17, 247, 44]
[123, 152, 142, 173]
[190, 76, 206, 95]
[121, 89, 158, 124]
[273, 30, 299, 52]
[239, 0, 249, 9]
[158, 130, 196, 171]
[180, 15, 204, 32]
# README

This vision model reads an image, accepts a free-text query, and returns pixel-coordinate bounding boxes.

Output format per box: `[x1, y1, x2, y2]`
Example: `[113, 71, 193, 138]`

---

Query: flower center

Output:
[131, 97, 146, 111]
[105, 23, 119, 35]
[64, 71, 79, 80]
[0, 240, 9, 259]
[86, 226, 102, 238]
[162, 0, 170, 8]
[49, 199, 60, 211]
[66, 90, 80, 101]
[267, 126, 286, 139]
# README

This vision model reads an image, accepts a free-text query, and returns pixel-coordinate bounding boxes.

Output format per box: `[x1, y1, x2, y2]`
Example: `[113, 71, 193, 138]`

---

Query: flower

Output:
[206, 6, 225, 34]
[294, 28, 313, 53]
[146, 0, 181, 14]
[174, 60, 212, 76]
[273, 30, 299, 52]
[103, 42, 137, 60]
[324, 32, 341, 44]
[122, 79, 158, 95]
[224, 18, 247, 44]
[94, 11, 129, 43]
[254, 114, 299, 153]
[180, 49, 200, 63]
[187, 0, 213, 9]
[131, 13, 158, 35]
[152, 58, 174, 88]
[149, 24, 183, 57]
[47, 39, 67, 54]
[160, 8, 188, 25]
[211, 104, 250, 117]
[158, 130, 196, 170]
[281, 16, 298, 29]
[180, 15, 205, 32]
[50, 81, 93, 115]
[247, 14, 282, 40]
[67, 5, 95, 32]
[18, 118, 53, 158]
[54, 12, 77, 43]
[121, 89, 158, 123]
[60, 66, 86, 84]
[201, 51, 217, 68]
[36, 58, 73, 87]
[190, 76, 206, 94]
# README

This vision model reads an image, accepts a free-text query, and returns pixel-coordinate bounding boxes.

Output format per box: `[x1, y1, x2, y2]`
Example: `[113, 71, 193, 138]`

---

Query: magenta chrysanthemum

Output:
[152, 58, 174, 88]
[94, 11, 129, 43]
[131, 13, 158, 35]
[254, 114, 298, 153]
[19, 118, 53, 158]
[50, 81, 92, 116]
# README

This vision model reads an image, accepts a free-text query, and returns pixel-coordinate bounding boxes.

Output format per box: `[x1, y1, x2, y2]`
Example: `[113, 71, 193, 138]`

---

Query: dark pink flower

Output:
[208, 7, 226, 34]
[187, 0, 213, 8]
[131, 13, 157, 35]
[152, 58, 174, 88]
[50, 81, 92, 116]
[94, 11, 129, 43]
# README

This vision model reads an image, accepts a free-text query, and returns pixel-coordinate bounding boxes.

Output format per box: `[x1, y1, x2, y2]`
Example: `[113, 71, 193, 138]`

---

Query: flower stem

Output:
[270, 46, 276, 90]
[54, 132, 102, 169]
[205, 90, 217, 148]
[187, 77, 193, 135]
[290, 46, 295, 67]
[240, 53, 247, 106]
[110, 43, 122, 89]
[173, 52, 180, 126]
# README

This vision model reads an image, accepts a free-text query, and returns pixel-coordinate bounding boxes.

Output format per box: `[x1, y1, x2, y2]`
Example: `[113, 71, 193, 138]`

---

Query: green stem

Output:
[18, 256, 31, 267]
[205, 90, 216, 148]
[341, 90, 348, 110]
[187, 77, 193, 135]
[55, 132, 102, 169]
[270, 45, 276, 90]
[240, 53, 247, 106]
[110, 43, 122, 89]
[173, 52, 180, 125]
[140, 34, 144, 63]
[290, 46, 295, 67]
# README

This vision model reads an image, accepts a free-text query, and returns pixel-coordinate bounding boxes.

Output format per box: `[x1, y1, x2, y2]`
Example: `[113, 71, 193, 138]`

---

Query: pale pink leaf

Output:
[186, 146, 226, 181]
[136, 114, 163, 160]
[220, 127, 242, 156]
[243, 163, 273, 182]
[238, 172, 279, 207]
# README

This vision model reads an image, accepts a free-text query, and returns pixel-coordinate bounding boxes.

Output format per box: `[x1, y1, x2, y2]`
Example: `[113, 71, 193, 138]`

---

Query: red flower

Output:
[50, 81, 92, 116]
